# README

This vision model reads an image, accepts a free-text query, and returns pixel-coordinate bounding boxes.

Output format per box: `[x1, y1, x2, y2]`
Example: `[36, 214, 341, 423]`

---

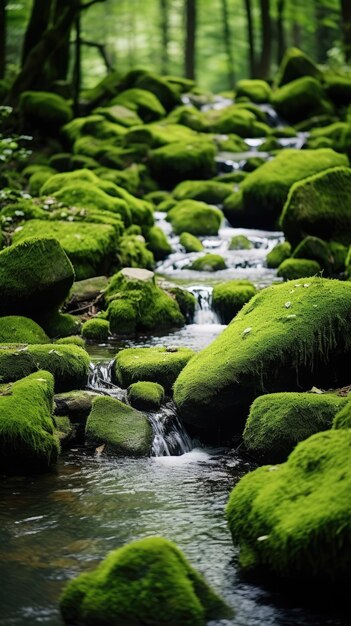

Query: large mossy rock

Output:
[20, 91, 73, 133]
[167, 200, 222, 236]
[0, 238, 74, 317]
[280, 166, 351, 248]
[0, 371, 59, 473]
[60, 536, 230, 626]
[173, 180, 233, 204]
[277, 258, 321, 280]
[243, 392, 347, 463]
[85, 395, 152, 456]
[0, 344, 90, 392]
[223, 149, 347, 229]
[174, 278, 351, 437]
[12, 220, 119, 281]
[275, 47, 322, 87]
[114, 346, 194, 391]
[0, 316, 49, 344]
[272, 77, 332, 124]
[149, 140, 216, 188]
[236, 79, 272, 103]
[226, 429, 351, 583]
[111, 88, 166, 121]
[212, 280, 256, 324]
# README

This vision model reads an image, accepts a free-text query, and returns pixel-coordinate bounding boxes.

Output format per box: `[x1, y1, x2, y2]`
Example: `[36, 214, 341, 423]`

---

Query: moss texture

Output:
[277, 258, 321, 280]
[85, 395, 152, 456]
[82, 318, 110, 341]
[333, 398, 351, 430]
[189, 254, 226, 272]
[212, 280, 256, 323]
[0, 371, 59, 473]
[20, 91, 72, 133]
[0, 344, 90, 392]
[174, 278, 351, 435]
[127, 381, 165, 410]
[115, 346, 194, 390]
[243, 392, 347, 463]
[266, 241, 291, 268]
[168, 200, 222, 236]
[0, 316, 49, 344]
[52, 183, 131, 227]
[275, 47, 322, 87]
[117, 235, 155, 271]
[226, 429, 351, 582]
[206, 105, 269, 137]
[150, 141, 216, 188]
[292, 236, 334, 275]
[112, 88, 166, 121]
[179, 232, 204, 252]
[125, 123, 197, 148]
[272, 77, 332, 124]
[236, 79, 272, 103]
[229, 235, 253, 250]
[38, 310, 81, 339]
[145, 225, 172, 261]
[60, 536, 230, 626]
[173, 180, 233, 204]
[280, 166, 351, 248]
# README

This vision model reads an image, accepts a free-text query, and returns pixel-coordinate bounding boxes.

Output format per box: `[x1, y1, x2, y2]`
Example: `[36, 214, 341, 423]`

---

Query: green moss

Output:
[179, 232, 204, 252]
[167, 287, 196, 322]
[135, 72, 181, 111]
[71, 154, 99, 170]
[214, 170, 247, 184]
[94, 104, 143, 127]
[55, 335, 86, 348]
[38, 309, 81, 339]
[215, 134, 248, 153]
[272, 77, 332, 124]
[333, 398, 351, 429]
[0, 316, 49, 344]
[28, 171, 54, 196]
[144, 190, 172, 206]
[158, 198, 178, 213]
[48, 152, 72, 172]
[223, 149, 347, 229]
[212, 280, 256, 323]
[167, 200, 222, 236]
[1, 199, 48, 225]
[277, 258, 321, 280]
[85, 395, 152, 456]
[236, 79, 272, 103]
[206, 105, 270, 137]
[145, 225, 172, 260]
[111, 88, 166, 122]
[82, 318, 110, 341]
[96, 165, 141, 195]
[275, 47, 322, 87]
[329, 241, 348, 273]
[266, 241, 291, 268]
[127, 381, 165, 410]
[324, 74, 351, 107]
[243, 392, 347, 463]
[12, 220, 119, 281]
[229, 235, 253, 250]
[117, 235, 155, 270]
[174, 278, 351, 435]
[189, 254, 226, 272]
[292, 236, 333, 275]
[20, 91, 73, 133]
[0, 344, 90, 391]
[22, 164, 56, 179]
[50, 183, 131, 227]
[0, 237, 74, 317]
[60, 536, 230, 626]
[0, 371, 59, 473]
[280, 166, 351, 248]
[125, 123, 197, 148]
[150, 140, 216, 188]
[114, 346, 194, 390]
[226, 429, 351, 581]
[173, 180, 233, 204]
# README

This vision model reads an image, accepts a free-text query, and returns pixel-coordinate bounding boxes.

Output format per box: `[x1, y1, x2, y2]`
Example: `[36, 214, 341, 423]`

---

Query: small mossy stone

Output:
[55, 336, 86, 348]
[236, 79, 272, 103]
[20, 91, 73, 133]
[127, 381, 165, 410]
[179, 232, 204, 252]
[167, 287, 196, 322]
[212, 280, 256, 324]
[114, 346, 194, 390]
[266, 241, 291, 268]
[173, 180, 233, 204]
[38, 310, 81, 339]
[189, 254, 226, 272]
[229, 235, 253, 250]
[85, 395, 152, 456]
[226, 429, 351, 582]
[28, 170, 53, 196]
[168, 200, 222, 236]
[292, 236, 333, 275]
[82, 318, 110, 341]
[243, 391, 347, 463]
[0, 316, 49, 344]
[117, 235, 155, 271]
[145, 225, 172, 261]
[60, 536, 230, 626]
[277, 258, 321, 280]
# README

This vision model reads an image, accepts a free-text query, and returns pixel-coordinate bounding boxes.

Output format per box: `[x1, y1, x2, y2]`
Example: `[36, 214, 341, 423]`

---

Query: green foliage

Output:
[127, 381, 165, 410]
[212, 280, 256, 324]
[114, 346, 194, 391]
[0, 316, 49, 344]
[266, 241, 291, 268]
[167, 200, 222, 236]
[277, 258, 321, 280]
[189, 254, 226, 272]
[179, 232, 204, 252]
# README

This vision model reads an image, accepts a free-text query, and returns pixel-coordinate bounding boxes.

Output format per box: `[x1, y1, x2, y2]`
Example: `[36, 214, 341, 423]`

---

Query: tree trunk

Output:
[0, 0, 6, 79]
[277, 0, 285, 64]
[257, 0, 271, 79]
[50, 0, 72, 81]
[21, 0, 53, 67]
[185, 0, 196, 80]
[160, 0, 170, 75]
[292, 21, 301, 48]
[341, 0, 351, 62]
[243, 0, 255, 78]
[73, 14, 81, 116]
[221, 0, 235, 89]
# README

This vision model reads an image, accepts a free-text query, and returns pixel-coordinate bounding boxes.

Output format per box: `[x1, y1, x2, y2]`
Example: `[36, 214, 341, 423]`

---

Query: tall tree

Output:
[21, 0, 53, 67]
[220, 0, 235, 89]
[160, 0, 170, 75]
[185, 0, 196, 80]
[257, 0, 271, 79]
[0, 0, 6, 79]
[276, 0, 285, 64]
[243, 0, 255, 77]
[50, 0, 73, 81]
[341, 0, 351, 61]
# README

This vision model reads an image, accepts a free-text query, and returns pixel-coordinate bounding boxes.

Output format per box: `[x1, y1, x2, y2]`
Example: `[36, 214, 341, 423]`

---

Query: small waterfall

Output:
[188, 286, 221, 325]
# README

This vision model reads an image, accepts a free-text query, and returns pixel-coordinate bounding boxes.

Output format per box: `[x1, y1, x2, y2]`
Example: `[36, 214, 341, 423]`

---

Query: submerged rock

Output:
[189, 253, 226, 272]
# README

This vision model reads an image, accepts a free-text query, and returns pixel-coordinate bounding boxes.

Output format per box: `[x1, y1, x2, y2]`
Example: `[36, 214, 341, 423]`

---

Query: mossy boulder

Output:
[94, 104, 143, 127]
[292, 236, 334, 275]
[324, 74, 351, 107]
[82, 318, 110, 341]
[150, 141, 216, 188]
[226, 429, 351, 582]
[38, 309, 81, 339]
[105, 268, 185, 334]
[117, 235, 155, 271]
[134, 72, 181, 111]
[179, 232, 204, 252]
[112, 88, 166, 122]
[167, 200, 222, 236]
[12, 220, 119, 281]
[174, 278, 351, 436]
[272, 77, 332, 124]
[280, 166, 351, 248]
[0, 316, 49, 344]
[0, 371, 59, 473]
[20, 91, 73, 133]
[0, 238, 74, 317]
[189, 254, 226, 272]
[173, 180, 233, 204]
[223, 149, 347, 229]
[206, 105, 269, 137]
[236, 79, 272, 103]
[127, 381, 165, 411]
[333, 398, 351, 430]
[52, 183, 131, 226]
[243, 392, 347, 463]
[28, 170, 54, 196]
[275, 47, 322, 86]
[85, 395, 152, 456]
[212, 280, 256, 324]
[229, 235, 253, 250]
[0, 344, 90, 392]
[277, 258, 321, 280]
[125, 123, 197, 148]
[266, 241, 291, 268]
[60, 536, 230, 626]
[114, 346, 194, 391]
[145, 225, 172, 261]
[167, 286, 196, 322]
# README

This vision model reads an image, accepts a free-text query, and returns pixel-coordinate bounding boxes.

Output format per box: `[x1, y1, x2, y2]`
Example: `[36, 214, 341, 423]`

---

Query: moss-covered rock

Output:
[111, 88, 166, 122]
[189, 254, 226, 272]
[82, 318, 110, 341]
[206, 105, 269, 137]
[0, 371, 59, 473]
[145, 225, 172, 261]
[223, 149, 347, 229]
[28, 170, 54, 196]
[226, 429, 351, 582]
[167, 200, 222, 236]
[20, 91, 73, 134]
[292, 236, 334, 275]
[38, 309, 81, 339]
[266, 241, 291, 268]
[179, 232, 204, 252]
[115, 346, 194, 390]
[150, 141, 216, 188]
[0, 237, 74, 317]
[60, 536, 230, 626]
[0, 344, 90, 392]
[212, 280, 256, 324]
[277, 258, 321, 280]
[52, 183, 131, 227]
[236, 79, 272, 103]
[117, 234, 155, 270]
[12, 220, 119, 281]
[333, 397, 351, 430]
[134, 72, 181, 111]
[324, 74, 351, 107]
[55, 335, 85, 348]
[280, 166, 351, 248]
[127, 381, 165, 410]
[329, 241, 348, 273]
[174, 278, 351, 436]
[125, 123, 197, 148]
[275, 47, 322, 87]
[0, 316, 49, 344]
[94, 104, 143, 127]
[229, 235, 253, 250]
[167, 286, 196, 322]
[173, 180, 233, 204]
[272, 77, 332, 124]
[243, 392, 347, 463]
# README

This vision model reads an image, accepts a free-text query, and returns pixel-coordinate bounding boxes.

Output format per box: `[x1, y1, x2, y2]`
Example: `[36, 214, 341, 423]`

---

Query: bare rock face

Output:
[119, 267, 154, 282]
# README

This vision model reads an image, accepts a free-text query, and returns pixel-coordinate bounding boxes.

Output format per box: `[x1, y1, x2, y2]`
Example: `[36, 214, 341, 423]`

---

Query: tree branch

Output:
[80, 0, 106, 10]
